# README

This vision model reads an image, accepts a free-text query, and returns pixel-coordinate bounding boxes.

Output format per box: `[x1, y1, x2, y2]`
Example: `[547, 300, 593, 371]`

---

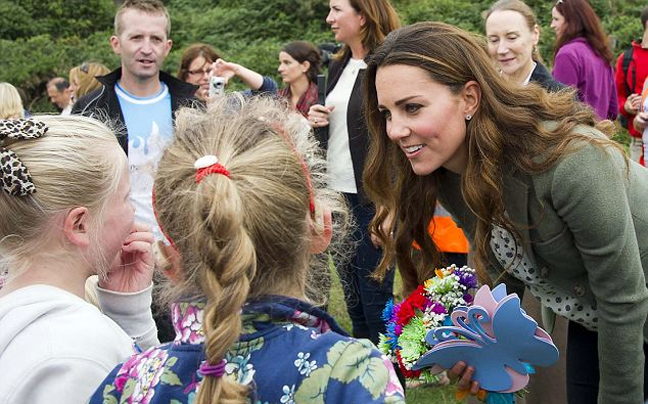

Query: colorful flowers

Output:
[378, 265, 478, 382]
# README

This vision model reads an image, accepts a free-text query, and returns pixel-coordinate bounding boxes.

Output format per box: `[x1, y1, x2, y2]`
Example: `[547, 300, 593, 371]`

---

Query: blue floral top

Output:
[88, 296, 405, 404]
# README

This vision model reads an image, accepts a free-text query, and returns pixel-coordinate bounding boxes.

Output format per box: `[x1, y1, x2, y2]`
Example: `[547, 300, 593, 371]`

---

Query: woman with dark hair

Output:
[363, 21, 648, 404]
[277, 41, 322, 117]
[551, 0, 617, 120]
[212, 41, 321, 117]
[177, 43, 221, 102]
[307, 0, 400, 347]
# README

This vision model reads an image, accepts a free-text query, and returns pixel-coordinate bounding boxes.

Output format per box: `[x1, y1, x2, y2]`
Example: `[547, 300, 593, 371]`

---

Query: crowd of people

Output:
[1, 0, 648, 404]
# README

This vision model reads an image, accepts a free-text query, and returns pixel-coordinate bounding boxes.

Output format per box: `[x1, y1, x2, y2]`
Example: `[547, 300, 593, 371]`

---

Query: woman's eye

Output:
[405, 104, 421, 113]
[380, 110, 391, 120]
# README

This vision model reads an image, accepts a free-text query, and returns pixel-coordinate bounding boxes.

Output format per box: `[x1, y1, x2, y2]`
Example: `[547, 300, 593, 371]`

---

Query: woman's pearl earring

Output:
[465, 114, 472, 121]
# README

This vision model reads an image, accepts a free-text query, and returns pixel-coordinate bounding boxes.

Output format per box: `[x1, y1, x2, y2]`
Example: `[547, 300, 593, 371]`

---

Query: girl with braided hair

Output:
[88, 94, 405, 404]
[0, 116, 158, 404]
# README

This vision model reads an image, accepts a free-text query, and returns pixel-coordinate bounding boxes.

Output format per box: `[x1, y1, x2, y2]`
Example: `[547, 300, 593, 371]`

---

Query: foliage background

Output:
[0, 0, 645, 114]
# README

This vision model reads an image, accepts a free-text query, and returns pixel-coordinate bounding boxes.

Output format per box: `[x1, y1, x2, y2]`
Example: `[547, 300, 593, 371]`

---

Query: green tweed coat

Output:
[438, 126, 648, 404]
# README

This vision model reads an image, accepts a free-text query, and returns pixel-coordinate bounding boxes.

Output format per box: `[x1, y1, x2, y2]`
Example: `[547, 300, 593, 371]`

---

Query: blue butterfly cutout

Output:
[413, 294, 559, 392]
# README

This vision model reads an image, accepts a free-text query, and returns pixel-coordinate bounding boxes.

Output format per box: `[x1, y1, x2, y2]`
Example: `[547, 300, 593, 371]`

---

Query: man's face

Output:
[110, 9, 172, 83]
[47, 85, 71, 109]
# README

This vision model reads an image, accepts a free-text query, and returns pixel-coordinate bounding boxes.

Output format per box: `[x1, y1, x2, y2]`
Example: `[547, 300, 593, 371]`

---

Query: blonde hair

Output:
[0, 83, 25, 119]
[484, 0, 543, 63]
[69, 62, 111, 99]
[0, 115, 126, 278]
[153, 95, 348, 404]
[114, 0, 170, 37]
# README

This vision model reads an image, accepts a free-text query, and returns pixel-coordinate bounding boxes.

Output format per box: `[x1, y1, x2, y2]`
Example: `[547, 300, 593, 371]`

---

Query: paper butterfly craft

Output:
[414, 284, 559, 393]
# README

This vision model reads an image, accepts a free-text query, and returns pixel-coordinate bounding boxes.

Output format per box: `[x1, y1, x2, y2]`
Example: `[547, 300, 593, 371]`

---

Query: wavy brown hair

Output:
[334, 0, 400, 60]
[362, 22, 619, 292]
[154, 95, 348, 404]
[553, 0, 613, 64]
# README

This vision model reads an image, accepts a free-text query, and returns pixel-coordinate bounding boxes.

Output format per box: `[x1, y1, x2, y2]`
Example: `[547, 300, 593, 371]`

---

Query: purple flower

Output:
[430, 302, 447, 315]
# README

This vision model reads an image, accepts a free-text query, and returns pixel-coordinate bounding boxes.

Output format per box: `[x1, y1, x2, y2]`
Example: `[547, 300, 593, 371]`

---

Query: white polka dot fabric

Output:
[490, 224, 598, 331]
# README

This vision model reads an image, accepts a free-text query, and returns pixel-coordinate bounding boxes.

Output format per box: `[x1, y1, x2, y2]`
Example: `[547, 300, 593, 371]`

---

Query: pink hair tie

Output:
[195, 155, 230, 183]
[198, 359, 227, 378]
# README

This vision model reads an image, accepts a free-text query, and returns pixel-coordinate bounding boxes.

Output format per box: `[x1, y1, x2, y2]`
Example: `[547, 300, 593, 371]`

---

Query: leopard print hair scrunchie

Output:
[0, 118, 48, 196]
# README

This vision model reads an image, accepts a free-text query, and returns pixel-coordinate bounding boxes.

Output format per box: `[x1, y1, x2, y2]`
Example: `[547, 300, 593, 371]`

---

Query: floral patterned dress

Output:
[88, 295, 405, 404]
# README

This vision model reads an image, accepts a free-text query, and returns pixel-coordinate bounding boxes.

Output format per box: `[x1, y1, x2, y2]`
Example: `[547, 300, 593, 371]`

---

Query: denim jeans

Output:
[335, 193, 395, 345]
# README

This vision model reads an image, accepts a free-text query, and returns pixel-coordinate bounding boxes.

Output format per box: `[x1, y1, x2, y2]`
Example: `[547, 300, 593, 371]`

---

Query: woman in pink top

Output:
[550, 0, 617, 120]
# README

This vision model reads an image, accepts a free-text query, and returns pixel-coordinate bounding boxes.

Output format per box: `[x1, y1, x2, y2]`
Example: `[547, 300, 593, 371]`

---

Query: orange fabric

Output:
[429, 215, 470, 254]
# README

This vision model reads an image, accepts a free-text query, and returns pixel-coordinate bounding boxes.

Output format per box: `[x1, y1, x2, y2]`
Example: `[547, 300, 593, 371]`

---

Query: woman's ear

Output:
[461, 80, 482, 118]
[154, 240, 182, 284]
[310, 206, 333, 254]
[63, 207, 90, 247]
[301, 60, 311, 75]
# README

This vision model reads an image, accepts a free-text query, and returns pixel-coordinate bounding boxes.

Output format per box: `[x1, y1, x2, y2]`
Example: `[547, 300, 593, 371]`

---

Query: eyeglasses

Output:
[80, 62, 89, 74]
[187, 67, 212, 77]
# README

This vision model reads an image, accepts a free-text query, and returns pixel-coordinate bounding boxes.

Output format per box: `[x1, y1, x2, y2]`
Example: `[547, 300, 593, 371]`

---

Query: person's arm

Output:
[95, 282, 159, 350]
[550, 143, 648, 404]
[97, 224, 159, 349]
[212, 59, 275, 92]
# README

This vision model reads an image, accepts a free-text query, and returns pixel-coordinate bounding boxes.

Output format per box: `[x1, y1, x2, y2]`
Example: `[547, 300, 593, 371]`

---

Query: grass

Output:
[327, 266, 462, 404]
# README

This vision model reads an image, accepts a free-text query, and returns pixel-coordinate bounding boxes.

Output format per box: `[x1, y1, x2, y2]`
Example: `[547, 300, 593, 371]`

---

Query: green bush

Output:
[0, 0, 646, 113]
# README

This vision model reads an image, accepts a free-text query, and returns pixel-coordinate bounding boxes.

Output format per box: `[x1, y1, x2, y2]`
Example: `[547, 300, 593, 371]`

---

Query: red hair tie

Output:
[195, 155, 230, 183]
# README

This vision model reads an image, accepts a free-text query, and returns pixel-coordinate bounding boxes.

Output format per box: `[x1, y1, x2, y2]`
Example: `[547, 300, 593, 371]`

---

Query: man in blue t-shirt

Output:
[73, 0, 199, 342]
[74, 0, 198, 241]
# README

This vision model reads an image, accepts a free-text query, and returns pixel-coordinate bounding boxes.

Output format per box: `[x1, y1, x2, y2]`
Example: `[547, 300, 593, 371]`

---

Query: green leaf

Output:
[328, 340, 389, 400]
[161, 369, 183, 386]
[101, 384, 118, 404]
[293, 367, 330, 404]
[120, 379, 135, 404]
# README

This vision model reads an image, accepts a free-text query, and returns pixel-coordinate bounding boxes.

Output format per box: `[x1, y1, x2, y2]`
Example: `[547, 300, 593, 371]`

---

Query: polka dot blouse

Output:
[490, 224, 598, 331]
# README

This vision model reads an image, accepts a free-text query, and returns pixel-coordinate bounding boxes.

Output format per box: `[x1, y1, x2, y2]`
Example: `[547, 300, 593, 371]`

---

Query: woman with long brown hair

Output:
[551, 0, 617, 120]
[307, 0, 401, 348]
[364, 21, 648, 404]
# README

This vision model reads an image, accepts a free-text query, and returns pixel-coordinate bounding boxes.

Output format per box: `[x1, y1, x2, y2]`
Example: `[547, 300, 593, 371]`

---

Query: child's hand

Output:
[449, 361, 481, 396]
[99, 223, 154, 293]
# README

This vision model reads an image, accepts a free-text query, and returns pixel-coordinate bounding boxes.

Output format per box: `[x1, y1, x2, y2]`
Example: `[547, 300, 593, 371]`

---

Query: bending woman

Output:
[364, 21, 648, 404]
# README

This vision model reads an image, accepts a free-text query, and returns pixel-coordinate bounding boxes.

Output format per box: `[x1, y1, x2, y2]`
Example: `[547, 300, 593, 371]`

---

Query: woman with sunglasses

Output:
[550, 0, 617, 120]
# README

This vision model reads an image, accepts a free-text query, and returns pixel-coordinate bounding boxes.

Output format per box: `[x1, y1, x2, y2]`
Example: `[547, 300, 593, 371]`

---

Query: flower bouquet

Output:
[380, 265, 559, 404]
[378, 264, 478, 383]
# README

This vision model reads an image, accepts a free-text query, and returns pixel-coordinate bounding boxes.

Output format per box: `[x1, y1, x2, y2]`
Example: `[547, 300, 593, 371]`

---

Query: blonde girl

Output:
[89, 95, 405, 404]
[0, 115, 157, 404]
